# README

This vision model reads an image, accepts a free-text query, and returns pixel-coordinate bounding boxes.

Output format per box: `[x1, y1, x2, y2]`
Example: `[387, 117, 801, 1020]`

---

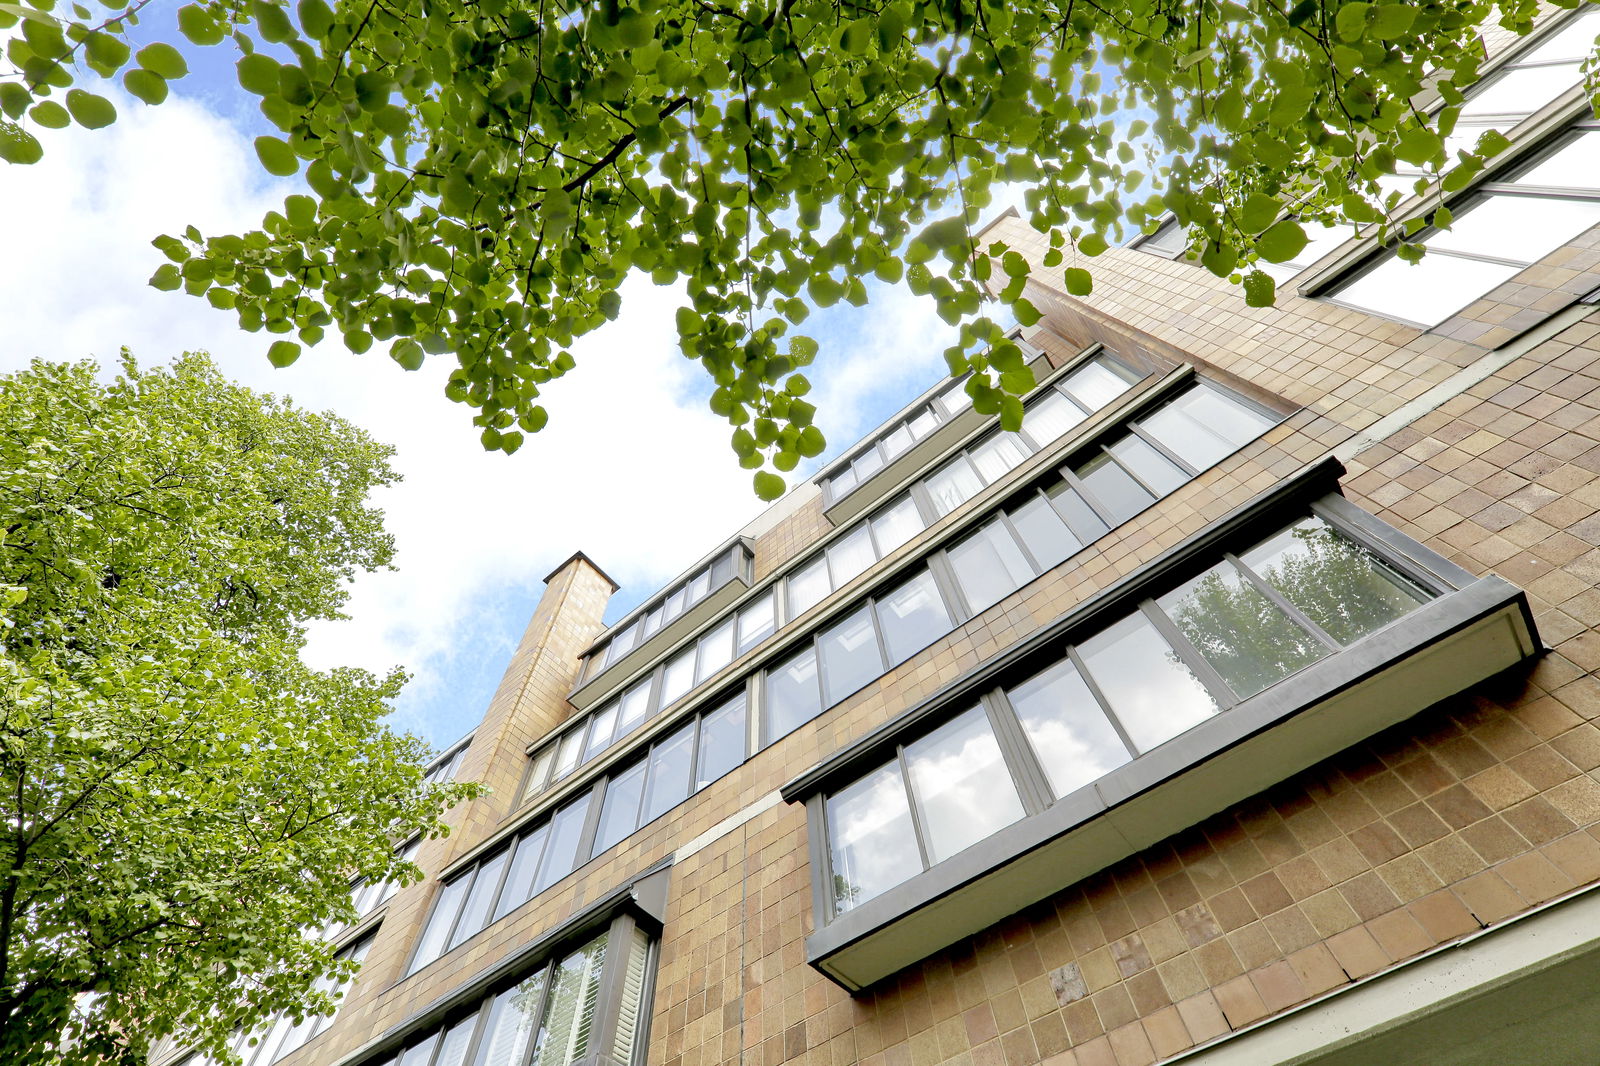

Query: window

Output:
[1327, 108, 1600, 327]
[821, 372, 978, 505]
[181, 932, 375, 1066]
[371, 915, 657, 1066]
[787, 476, 1539, 991]
[1134, 217, 1190, 258]
[584, 542, 751, 676]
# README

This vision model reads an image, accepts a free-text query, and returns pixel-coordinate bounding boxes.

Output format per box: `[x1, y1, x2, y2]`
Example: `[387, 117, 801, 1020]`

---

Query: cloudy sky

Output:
[0, 69, 997, 751]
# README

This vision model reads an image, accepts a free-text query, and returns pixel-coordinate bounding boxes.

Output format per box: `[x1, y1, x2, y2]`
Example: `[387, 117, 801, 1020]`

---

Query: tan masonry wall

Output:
[290, 219, 1600, 1066]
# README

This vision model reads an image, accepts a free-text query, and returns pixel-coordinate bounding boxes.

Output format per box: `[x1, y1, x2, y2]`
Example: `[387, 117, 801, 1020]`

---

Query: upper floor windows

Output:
[388, 915, 656, 1066]
[423, 737, 471, 787]
[822, 378, 972, 505]
[1329, 121, 1600, 327]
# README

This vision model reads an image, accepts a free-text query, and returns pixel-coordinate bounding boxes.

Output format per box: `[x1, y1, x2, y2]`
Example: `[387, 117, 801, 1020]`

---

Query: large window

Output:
[784, 474, 1539, 991]
[823, 378, 972, 504]
[382, 915, 655, 1066]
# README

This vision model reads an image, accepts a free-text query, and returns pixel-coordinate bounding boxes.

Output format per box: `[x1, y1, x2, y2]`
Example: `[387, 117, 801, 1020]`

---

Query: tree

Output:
[0, 354, 477, 1066]
[0, 0, 1592, 495]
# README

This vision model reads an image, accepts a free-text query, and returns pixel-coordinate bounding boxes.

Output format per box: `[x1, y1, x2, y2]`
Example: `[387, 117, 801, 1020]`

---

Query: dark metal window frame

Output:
[781, 457, 1540, 992]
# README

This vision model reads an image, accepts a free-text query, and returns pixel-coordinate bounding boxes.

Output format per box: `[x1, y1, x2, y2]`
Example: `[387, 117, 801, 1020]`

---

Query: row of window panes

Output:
[423, 741, 470, 788]
[583, 545, 747, 681]
[320, 838, 420, 942]
[416, 693, 749, 975]
[526, 591, 775, 803]
[825, 511, 1435, 916]
[1332, 122, 1600, 327]
[388, 922, 651, 1066]
[177, 933, 375, 1066]
[433, 381, 1272, 971]
[823, 378, 973, 503]
[529, 355, 1146, 801]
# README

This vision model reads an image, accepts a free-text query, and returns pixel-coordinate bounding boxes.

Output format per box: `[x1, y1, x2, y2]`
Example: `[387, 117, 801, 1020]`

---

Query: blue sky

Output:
[0, 52, 985, 753]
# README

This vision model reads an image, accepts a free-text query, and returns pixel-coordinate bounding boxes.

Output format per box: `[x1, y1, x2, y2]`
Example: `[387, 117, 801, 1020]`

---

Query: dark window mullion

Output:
[1101, 442, 1168, 500]
[1223, 550, 1342, 651]
[979, 689, 1053, 816]
[926, 548, 977, 623]
[895, 746, 935, 871]
[907, 479, 942, 527]
[1060, 466, 1121, 527]
[1064, 646, 1141, 759]
[1310, 497, 1462, 595]
[865, 594, 895, 672]
[573, 778, 607, 867]
[1127, 422, 1202, 477]
[446, 1001, 494, 1066]
[994, 507, 1046, 578]
[432, 866, 478, 962]
[514, 959, 559, 1066]
[1140, 600, 1239, 710]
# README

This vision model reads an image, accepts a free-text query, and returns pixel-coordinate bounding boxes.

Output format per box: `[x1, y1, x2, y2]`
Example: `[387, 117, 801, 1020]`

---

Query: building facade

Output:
[171, 8, 1600, 1066]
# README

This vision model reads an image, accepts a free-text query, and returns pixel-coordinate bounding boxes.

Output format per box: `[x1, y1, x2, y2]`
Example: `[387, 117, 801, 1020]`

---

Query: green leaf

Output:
[124, 69, 169, 105]
[28, 100, 69, 128]
[1256, 220, 1308, 264]
[65, 89, 117, 130]
[237, 53, 280, 95]
[0, 84, 29, 121]
[136, 42, 188, 79]
[1240, 192, 1281, 234]
[390, 338, 424, 371]
[1064, 267, 1092, 296]
[1475, 129, 1512, 159]
[1395, 128, 1443, 167]
[753, 470, 785, 501]
[1242, 269, 1276, 307]
[1335, 2, 1371, 41]
[1369, 4, 1416, 39]
[1076, 232, 1108, 257]
[149, 263, 182, 290]
[254, 136, 299, 177]
[297, 0, 334, 38]
[267, 339, 301, 366]
[84, 31, 131, 72]
[177, 4, 224, 45]
[1012, 297, 1041, 326]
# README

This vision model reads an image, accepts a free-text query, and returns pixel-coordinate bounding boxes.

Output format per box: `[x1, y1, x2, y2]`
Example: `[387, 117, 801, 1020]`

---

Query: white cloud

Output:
[0, 91, 766, 744]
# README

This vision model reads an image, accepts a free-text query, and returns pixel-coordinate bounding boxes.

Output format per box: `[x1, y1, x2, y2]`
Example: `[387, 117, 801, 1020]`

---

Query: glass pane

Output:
[448, 849, 507, 950]
[904, 706, 1026, 864]
[875, 570, 954, 665]
[1238, 516, 1431, 646]
[494, 823, 549, 921]
[594, 760, 647, 855]
[696, 695, 747, 790]
[664, 586, 686, 620]
[881, 423, 915, 460]
[614, 679, 652, 740]
[787, 557, 831, 618]
[1141, 218, 1188, 256]
[1428, 196, 1600, 264]
[410, 875, 471, 972]
[533, 934, 608, 1066]
[687, 569, 711, 603]
[1110, 435, 1189, 494]
[871, 495, 924, 556]
[852, 445, 885, 481]
[524, 745, 555, 802]
[534, 794, 593, 893]
[1139, 386, 1276, 472]
[818, 605, 887, 706]
[397, 1033, 440, 1066]
[552, 726, 585, 782]
[711, 548, 735, 586]
[642, 721, 694, 822]
[1009, 493, 1082, 571]
[1021, 389, 1087, 447]
[1046, 482, 1109, 543]
[476, 972, 545, 1066]
[1077, 453, 1155, 525]
[583, 703, 619, 761]
[1157, 561, 1330, 701]
[935, 380, 971, 417]
[737, 590, 776, 652]
[969, 431, 1033, 484]
[828, 465, 858, 498]
[1008, 659, 1131, 798]
[1062, 358, 1137, 410]
[1523, 8, 1600, 62]
[640, 605, 663, 639]
[925, 456, 984, 517]
[765, 647, 822, 743]
[1515, 130, 1600, 190]
[947, 518, 1035, 612]
[827, 525, 877, 588]
[659, 648, 696, 708]
[908, 408, 939, 439]
[433, 1014, 479, 1066]
[1078, 613, 1220, 753]
[695, 618, 735, 683]
[1332, 249, 1521, 326]
[1461, 62, 1583, 117]
[827, 764, 920, 913]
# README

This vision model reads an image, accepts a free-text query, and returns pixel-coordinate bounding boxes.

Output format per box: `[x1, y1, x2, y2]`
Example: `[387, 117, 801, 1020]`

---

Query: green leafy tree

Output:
[1, 0, 1594, 493]
[0, 354, 478, 1066]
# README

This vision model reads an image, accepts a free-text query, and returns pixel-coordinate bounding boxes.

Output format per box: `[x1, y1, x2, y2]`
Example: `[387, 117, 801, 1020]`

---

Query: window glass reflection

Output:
[1238, 516, 1430, 645]
[1009, 493, 1082, 570]
[765, 648, 822, 743]
[1428, 196, 1600, 264]
[534, 794, 592, 894]
[875, 570, 953, 665]
[643, 723, 694, 822]
[695, 696, 747, 789]
[1110, 435, 1188, 495]
[695, 618, 735, 682]
[448, 849, 507, 950]
[1062, 359, 1137, 410]
[1077, 453, 1155, 524]
[948, 518, 1035, 612]
[1516, 131, 1600, 189]
[594, 760, 647, 855]
[1139, 387, 1275, 471]
[969, 431, 1032, 484]
[827, 764, 919, 913]
[818, 605, 887, 706]
[1021, 389, 1087, 446]
[1008, 660, 1131, 798]
[927, 456, 984, 517]
[1156, 561, 1330, 700]
[788, 557, 831, 618]
[903, 707, 1025, 863]
[827, 525, 877, 587]
[1078, 613, 1219, 752]
[871, 495, 924, 556]
[495, 824, 549, 921]
[477, 973, 544, 1066]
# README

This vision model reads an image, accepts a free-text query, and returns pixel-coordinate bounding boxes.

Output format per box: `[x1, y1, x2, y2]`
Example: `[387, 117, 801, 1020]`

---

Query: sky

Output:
[0, 67, 999, 751]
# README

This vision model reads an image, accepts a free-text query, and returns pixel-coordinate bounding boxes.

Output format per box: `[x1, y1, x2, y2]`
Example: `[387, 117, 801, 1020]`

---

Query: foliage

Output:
[1, 0, 1595, 495]
[0, 354, 477, 1066]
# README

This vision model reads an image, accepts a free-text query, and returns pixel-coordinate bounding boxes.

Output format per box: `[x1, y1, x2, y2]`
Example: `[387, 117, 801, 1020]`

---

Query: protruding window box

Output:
[782, 460, 1540, 994]
[570, 540, 753, 712]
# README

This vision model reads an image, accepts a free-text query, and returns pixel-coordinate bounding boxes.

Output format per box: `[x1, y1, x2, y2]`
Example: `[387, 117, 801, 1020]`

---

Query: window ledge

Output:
[797, 575, 1538, 993]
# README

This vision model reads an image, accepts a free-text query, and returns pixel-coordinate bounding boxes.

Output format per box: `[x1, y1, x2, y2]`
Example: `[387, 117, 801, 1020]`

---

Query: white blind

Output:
[610, 926, 653, 1065]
